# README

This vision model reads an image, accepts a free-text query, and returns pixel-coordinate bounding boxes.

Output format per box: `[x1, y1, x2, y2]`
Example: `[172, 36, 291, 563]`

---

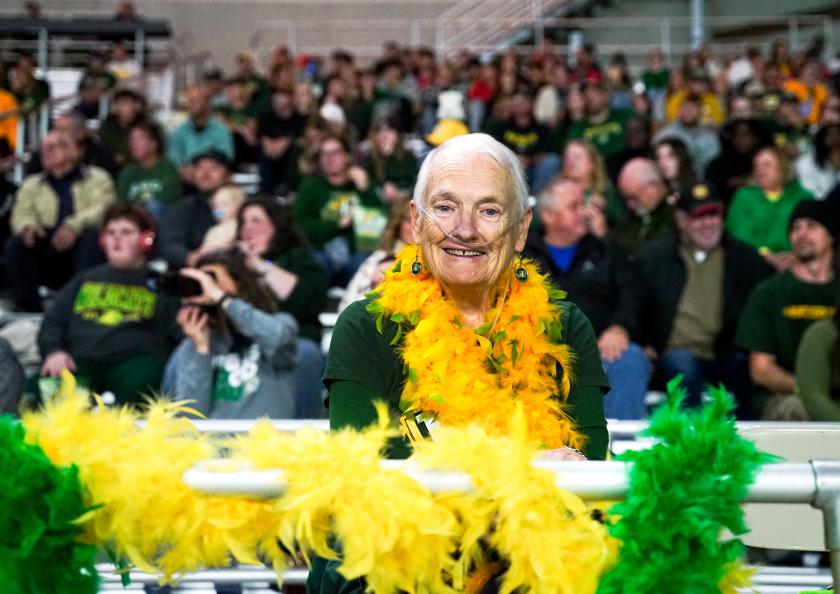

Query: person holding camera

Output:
[36, 203, 180, 405]
[168, 247, 299, 419]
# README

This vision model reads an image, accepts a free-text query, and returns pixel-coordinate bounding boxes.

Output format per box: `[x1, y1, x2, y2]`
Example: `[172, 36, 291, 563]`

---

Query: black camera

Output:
[146, 270, 203, 297]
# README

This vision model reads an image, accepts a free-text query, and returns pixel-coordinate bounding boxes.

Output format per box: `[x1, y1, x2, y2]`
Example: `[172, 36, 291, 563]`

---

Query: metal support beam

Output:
[812, 460, 840, 588]
[690, 0, 704, 50]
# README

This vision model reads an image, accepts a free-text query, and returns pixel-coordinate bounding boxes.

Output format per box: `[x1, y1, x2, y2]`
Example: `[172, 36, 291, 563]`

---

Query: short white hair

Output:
[538, 178, 581, 213]
[413, 133, 530, 224]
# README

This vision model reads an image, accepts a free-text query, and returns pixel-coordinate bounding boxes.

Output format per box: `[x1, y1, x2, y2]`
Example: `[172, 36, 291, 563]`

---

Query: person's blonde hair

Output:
[211, 184, 246, 219]
[564, 139, 609, 195]
[754, 145, 795, 188]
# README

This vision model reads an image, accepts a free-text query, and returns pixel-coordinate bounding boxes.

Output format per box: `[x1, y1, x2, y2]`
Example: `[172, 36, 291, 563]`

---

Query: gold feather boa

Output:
[368, 245, 581, 450]
[21, 375, 615, 592]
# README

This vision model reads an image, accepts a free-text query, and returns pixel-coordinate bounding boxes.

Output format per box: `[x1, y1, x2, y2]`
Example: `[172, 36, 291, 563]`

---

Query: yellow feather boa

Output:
[22, 374, 615, 592]
[368, 245, 581, 450]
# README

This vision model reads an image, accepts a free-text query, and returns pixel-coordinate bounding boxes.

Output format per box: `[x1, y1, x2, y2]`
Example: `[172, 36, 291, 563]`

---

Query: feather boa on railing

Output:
[2, 372, 769, 593]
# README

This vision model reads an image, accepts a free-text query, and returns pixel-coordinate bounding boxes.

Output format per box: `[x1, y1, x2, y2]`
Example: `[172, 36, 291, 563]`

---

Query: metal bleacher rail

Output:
[94, 419, 839, 593]
[253, 12, 835, 67]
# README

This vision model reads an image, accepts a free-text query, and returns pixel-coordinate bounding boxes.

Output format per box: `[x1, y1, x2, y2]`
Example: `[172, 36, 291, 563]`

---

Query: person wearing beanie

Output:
[735, 199, 838, 420]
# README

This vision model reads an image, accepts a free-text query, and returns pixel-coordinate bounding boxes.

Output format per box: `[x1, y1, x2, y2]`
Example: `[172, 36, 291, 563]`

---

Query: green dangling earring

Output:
[411, 245, 423, 276]
[514, 253, 528, 282]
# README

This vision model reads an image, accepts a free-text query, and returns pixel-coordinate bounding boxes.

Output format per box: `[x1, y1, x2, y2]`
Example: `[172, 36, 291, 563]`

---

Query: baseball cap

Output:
[425, 119, 469, 147]
[191, 149, 233, 170]
[677, 183, 724, 217]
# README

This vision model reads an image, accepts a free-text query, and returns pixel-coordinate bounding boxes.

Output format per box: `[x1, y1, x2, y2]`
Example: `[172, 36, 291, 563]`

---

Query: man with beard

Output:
[637, 183, 772, 418]
[158, 150, 232, 268]
[735, 200, 838, 419]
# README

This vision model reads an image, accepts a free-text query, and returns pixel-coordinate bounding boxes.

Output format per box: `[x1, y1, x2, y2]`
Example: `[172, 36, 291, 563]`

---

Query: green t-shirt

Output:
[735, 271, 838, 371]
[724, 181, 813, 253]
[642, 69, 669, 91]
[324, 299, 610, 460]
[293, 175, 384, 250]
[117, 158, 182, 206]
[364, 152, 418, 191]
[565, 109, 632, 157]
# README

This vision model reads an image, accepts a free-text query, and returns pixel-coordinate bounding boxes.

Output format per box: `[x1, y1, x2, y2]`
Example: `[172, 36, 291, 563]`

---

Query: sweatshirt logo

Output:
[74, 282, 157, 326]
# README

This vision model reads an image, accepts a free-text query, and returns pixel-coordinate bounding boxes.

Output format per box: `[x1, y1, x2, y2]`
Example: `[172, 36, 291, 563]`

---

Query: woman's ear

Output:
[409, 200, 421, 243]
[514, 208, 533, 252]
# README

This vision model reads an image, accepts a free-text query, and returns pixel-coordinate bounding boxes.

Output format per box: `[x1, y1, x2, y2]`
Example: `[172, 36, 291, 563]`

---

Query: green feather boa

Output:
[597, 379, 776, 594]
[0, 415, 99, 594]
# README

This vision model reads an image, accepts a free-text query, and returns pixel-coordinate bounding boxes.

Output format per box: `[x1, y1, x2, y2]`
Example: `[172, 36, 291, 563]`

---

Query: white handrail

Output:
[184, 460, 818, 503]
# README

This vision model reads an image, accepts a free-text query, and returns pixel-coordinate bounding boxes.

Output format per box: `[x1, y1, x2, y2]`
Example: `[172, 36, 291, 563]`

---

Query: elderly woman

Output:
[309, 132, 609, 594]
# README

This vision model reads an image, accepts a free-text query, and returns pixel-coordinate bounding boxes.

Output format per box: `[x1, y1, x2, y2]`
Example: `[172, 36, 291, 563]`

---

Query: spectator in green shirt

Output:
[735, 200, 837, 419]
[117, 120, 181, 221]
[565, 80, 630, 158]
[293, 135, 385, 286]
[725, 145, 813, 270]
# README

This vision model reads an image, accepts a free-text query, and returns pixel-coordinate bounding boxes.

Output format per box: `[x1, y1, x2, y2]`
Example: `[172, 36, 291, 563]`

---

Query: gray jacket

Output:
[171, 298, 298, 419]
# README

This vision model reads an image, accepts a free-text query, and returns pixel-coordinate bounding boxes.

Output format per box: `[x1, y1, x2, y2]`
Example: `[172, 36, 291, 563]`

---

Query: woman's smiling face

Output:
[411, 152, 530, 291]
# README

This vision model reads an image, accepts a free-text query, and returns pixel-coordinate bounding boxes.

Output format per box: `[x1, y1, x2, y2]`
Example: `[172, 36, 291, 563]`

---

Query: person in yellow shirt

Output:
[666, 68, 725, 126]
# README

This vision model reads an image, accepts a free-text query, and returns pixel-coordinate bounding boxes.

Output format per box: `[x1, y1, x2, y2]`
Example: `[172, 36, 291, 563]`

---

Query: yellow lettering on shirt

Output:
[781, 304, 836, 320]
[502, 130, 539, 151]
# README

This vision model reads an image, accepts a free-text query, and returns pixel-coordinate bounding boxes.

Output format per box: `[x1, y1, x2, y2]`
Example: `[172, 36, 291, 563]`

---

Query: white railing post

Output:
[13, 118, 25, 185]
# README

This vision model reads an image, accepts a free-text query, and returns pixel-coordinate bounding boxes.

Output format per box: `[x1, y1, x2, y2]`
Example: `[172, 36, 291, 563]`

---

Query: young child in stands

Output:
[200, 184, 245, 252]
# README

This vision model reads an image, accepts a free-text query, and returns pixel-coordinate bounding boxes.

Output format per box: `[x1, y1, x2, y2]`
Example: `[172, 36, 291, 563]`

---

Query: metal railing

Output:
[184, 459, 840, 589]
[86, 419, 840, 591]
[254, 13, 835, 65]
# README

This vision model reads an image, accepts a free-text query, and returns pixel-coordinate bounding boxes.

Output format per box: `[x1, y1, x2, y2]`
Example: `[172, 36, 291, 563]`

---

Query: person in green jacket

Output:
[238, 196, 328, 419]
[725, 145, 813, 269]
[308, 132, 609, 594]
[117, 120, 181, 221]
[293, 135, 385, 286]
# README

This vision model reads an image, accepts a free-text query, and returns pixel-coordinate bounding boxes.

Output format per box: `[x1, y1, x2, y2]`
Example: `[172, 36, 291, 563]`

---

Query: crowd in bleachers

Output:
[0, 25, 839, 423]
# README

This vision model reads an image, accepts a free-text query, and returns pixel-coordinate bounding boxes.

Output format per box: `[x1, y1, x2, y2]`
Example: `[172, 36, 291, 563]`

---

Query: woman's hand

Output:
[586, 193, 609, 238]
[537, 447, 587, 461]
[762, 251, 795, 271]
[177, 306, 211, 354]
[40, 350, 76, 377]
[238, 241, 266, 273]
[180, 268, 225, 305]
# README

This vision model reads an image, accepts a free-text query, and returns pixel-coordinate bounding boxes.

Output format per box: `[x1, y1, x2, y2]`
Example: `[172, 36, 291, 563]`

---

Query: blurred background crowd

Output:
[0, 0, 838, 428]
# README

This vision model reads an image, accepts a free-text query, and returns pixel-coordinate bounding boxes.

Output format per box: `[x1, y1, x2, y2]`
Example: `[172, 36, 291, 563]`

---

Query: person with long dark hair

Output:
[795, 122, 840, 198]
[654, 137, 696, 196]
[237, 196, 329, 418]
[169, 247, 299, 419]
